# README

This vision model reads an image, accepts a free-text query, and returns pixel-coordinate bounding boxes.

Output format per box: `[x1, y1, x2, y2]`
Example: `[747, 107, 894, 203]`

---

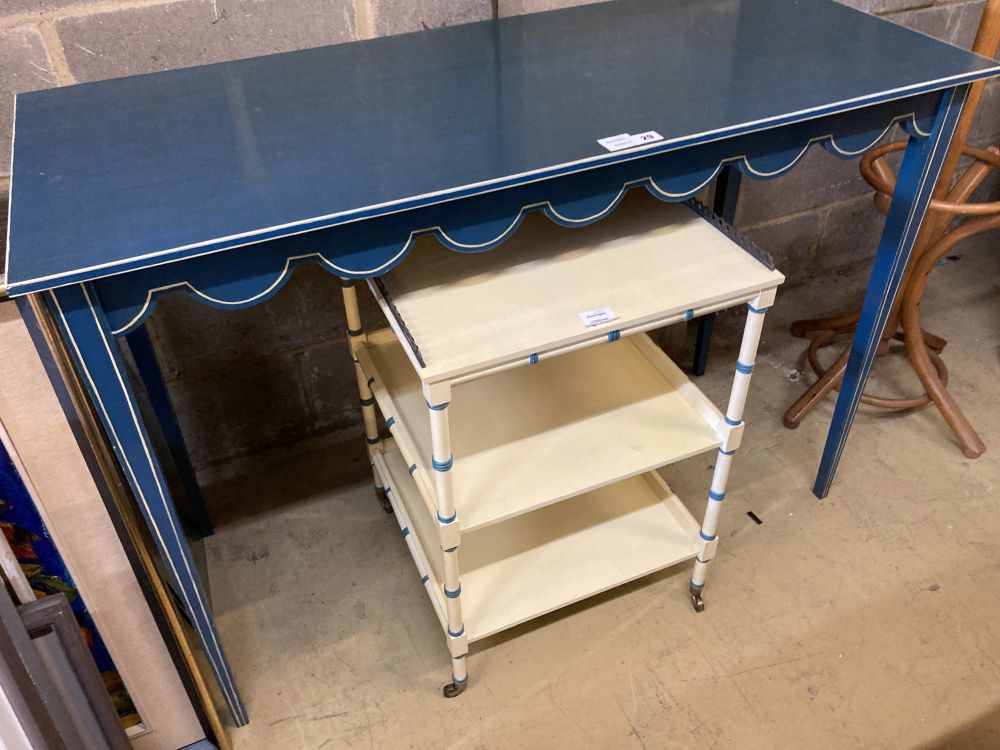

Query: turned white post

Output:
[689, 288, 775, 609]
[341, 279, 383, 494]
[424, 381, 470, 695]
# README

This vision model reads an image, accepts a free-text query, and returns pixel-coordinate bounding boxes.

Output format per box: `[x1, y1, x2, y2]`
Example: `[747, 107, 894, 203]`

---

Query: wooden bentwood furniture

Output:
[783, 0, 1000, 458]
[4, 0, 999, 723]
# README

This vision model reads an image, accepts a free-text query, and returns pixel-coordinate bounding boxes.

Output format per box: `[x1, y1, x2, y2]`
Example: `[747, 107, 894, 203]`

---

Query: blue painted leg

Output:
[813, 85, 969, 499]
[692, 316, 715, 376]
[713, 163, 743, 224]
[692, 164, 742, 376]
[47, 283, 247, 726]
[126, 324, 213, 539]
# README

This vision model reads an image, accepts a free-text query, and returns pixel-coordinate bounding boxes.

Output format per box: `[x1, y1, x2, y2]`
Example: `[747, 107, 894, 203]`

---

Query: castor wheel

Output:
[690, 586, 705, 613]
[442, 680, 467, 698]
[375, 487, 393, 514]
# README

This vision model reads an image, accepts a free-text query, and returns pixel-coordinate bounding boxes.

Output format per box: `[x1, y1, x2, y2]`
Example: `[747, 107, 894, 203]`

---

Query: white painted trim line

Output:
[7, 78, 995, 293]
[4, 95, 15, 286]
[645, 169, 722, 199]
[49, 288, 246, 725]
[105, 109, 925, 334]
[109, 176, 696, 334]
[741, 144, 811, 178]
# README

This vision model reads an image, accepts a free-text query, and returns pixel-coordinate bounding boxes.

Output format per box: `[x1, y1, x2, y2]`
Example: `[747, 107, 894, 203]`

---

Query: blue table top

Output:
[6, 0, 999, 295]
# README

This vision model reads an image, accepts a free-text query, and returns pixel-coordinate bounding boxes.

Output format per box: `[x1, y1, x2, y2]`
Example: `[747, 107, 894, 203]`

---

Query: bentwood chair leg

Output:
[921, 329, 948, 353]
[898, 215, 1000, 459]
[790, 309, 860, 339]
[904, 313, 986, 457]
[783, 347, 850, 429]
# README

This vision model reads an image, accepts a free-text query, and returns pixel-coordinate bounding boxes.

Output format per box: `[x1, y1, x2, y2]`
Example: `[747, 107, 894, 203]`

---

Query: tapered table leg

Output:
[126, 323, 214, 538]
[46, 283, 247, 725]
[814, 85, 969, 499]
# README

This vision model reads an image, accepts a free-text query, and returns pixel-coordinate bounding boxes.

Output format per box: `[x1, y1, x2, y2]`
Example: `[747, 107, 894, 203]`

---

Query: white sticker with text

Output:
[597, 131, 664, 152]
[578, 307, 618, 327]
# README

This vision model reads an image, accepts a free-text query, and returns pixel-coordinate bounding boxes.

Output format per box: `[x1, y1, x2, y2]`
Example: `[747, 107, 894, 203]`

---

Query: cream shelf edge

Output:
[359, 329, 724, 532]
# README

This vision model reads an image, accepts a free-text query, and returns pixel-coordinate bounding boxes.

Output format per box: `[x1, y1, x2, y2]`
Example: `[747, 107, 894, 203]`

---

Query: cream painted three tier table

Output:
[341, 193, 784, 696]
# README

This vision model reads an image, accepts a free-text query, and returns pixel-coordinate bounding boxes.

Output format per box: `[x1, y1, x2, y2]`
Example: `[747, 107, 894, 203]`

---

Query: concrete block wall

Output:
[736, 0, 1000, 278]
[0, 0, 996, 470]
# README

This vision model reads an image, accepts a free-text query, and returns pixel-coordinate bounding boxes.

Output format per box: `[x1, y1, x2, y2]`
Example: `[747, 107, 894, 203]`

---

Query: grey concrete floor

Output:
[201, 233, 1000, 749]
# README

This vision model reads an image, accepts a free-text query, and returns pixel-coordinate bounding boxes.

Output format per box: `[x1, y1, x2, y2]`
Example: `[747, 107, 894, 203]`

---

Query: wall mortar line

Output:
[0, 0, 187, 31]
[353, 0, 375, 39]
[36, 20, 74, 86]
[884, 0, 982, 14]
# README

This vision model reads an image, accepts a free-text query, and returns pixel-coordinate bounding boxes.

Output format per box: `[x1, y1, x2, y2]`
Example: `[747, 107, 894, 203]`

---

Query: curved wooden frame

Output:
[786, 140, 1000, 456]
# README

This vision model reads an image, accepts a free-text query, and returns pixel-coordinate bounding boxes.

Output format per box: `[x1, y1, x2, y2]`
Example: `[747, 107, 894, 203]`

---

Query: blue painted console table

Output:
[5, 0, 998, 724]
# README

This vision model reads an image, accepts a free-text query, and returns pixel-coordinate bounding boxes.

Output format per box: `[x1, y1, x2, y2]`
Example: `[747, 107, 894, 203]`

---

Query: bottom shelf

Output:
[378, 439, 701, 643]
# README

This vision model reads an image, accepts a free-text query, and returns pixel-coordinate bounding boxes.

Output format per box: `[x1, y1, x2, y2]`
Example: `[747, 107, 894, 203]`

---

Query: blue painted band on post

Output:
[699, 530, 716, 542]
[408, 463, 417, 475]
[724, 415, 742, 426]
[709, 489, 726, 501]
[367, 377, 375, 388]
[529, 353, 539, 364]
[385, 416, 396, 429]
[695, 558, 710, 565]
[340, 279, 354, 288]
[427, 401, 449, 411]
[432, 455, 454, 472]
[607, 329, 621, 343]
[748, 304, 770, 314]
[360, 395, 375, 407]
[366, 437, 380, 446]
[348, 326, 363, 336]
[684, 309, 694, 321]
[444, 585, 462, 599]
[690, 580, 705, 590]
[448, 626, 465, 638]
[735, 360, 756, 374]
[454, 654, 466, 660]
[437, 510, 457, 524]
[401, 527, 410, 538]
[421, 574, 430, 584]
[443, 545, 458, 553]
[452, 674, 469, 685]
[719, 448, 736, 456]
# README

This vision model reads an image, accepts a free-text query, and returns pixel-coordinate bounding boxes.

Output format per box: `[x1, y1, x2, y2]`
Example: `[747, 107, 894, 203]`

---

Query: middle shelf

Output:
[359, 327, 725, 532]
[376, 438, 702, 643]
